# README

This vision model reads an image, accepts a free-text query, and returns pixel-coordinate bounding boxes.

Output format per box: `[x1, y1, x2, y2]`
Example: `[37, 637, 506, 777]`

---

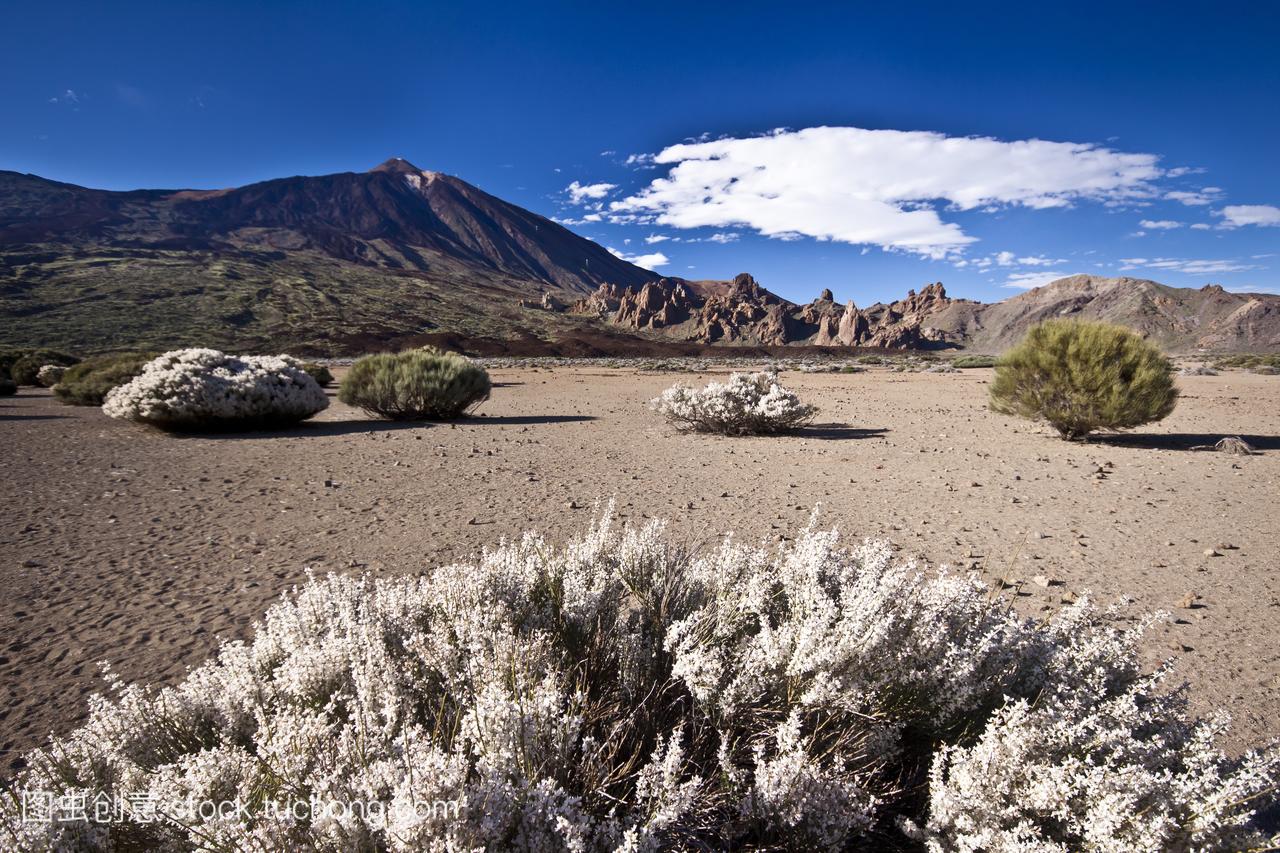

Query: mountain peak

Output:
[370, 157, 425, 175]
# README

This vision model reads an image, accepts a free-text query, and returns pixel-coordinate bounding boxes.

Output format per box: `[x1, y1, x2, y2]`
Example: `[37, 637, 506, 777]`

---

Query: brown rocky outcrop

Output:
[571, 275, 965, 348]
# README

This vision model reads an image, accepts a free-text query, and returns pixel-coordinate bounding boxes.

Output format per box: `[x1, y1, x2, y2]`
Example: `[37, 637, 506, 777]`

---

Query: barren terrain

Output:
[2, 366, 1278, 773]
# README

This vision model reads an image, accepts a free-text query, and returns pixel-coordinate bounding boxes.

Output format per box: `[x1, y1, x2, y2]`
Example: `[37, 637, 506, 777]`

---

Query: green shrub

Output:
[0, 378, 16, 396]
[1211, 353, 1280, 370]
[339, 350, 491, 419]
[53, 352, 158, 406]
[952, 354, 998, 369]
[989, 320, 1177, 440]
[301, 362, 334, 387]
[3, 349, 79, 385]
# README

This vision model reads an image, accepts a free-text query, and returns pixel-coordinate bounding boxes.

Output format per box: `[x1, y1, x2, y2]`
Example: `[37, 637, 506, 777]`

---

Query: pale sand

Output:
[2, 366, 1278, 774]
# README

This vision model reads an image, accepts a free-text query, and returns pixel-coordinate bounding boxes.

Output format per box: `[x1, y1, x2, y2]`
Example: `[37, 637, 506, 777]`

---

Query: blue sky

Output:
[3, 1, 1278, 304]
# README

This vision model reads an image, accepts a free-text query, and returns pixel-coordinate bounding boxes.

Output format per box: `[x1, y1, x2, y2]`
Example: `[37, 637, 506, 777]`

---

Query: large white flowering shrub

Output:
[1, 510, 1275, 851]
[102, 348, 328, 428]
[651, 371, 817, 434]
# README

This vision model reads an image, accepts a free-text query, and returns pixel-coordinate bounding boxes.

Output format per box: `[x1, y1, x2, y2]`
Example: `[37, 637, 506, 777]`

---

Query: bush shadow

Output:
[0, 412, 71, 421]
[796, 423, 889, 441]
[1087, 432, 1280, 452]
[469, 415, 595, 426]
[172, 419, 429, 439]
[173, 414, 596, 439]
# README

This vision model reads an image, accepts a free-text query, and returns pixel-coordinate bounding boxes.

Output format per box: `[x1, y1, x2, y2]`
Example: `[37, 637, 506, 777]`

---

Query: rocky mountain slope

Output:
[959, 275, 1280, 352]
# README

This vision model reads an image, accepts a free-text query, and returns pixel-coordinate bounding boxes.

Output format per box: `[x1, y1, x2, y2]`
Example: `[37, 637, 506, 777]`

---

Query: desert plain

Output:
[1, 363, 1277, 774]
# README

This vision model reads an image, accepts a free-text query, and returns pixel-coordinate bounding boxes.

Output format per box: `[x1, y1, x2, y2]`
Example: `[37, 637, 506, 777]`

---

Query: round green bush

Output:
[53, 352, 158, 406]
[989, 320, 1178, 440]
[339, 350, 491, 420]
[300, 362, 334, 387]
[5, 349, 79, 385]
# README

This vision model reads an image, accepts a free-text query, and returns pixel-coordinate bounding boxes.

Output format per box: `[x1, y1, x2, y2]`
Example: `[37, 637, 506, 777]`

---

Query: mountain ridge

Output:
[568, 273, 1280, 353]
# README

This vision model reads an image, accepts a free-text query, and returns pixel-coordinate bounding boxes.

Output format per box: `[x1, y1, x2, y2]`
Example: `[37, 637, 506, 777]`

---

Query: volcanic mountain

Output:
[0, 158, 651, 292]
[0, 159, 658, 353]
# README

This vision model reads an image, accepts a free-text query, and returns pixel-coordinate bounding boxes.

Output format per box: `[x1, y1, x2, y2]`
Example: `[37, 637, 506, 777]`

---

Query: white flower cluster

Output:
[35, 364, 67, 387]
[2, 510, 1275, 851]
[102, 348, 328, 428]
[651, 371, 818, 434]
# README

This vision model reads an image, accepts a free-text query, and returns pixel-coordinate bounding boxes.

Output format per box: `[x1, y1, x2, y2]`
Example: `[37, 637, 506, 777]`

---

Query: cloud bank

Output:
[1004, 270, 1070, 289]
[1218, 204, 1280, 228]
[610, 127, 1164, 258]
[1120, 257, 1259, 275]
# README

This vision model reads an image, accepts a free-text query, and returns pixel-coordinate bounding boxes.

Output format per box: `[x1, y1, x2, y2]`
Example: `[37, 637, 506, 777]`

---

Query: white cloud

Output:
[565, 181, 617, 204]
[610, 126, 1164, 258]
[644, 234, 670, 244]
[1165, 188, 1223, 206]
[1119, 257, 1260, 275]
[1190, 223, 1212, 230]
[1139, 219, 1182, 229]
[1003, 271, 1070, 289]
[706, 232, 739, 244]
[1217, 204, 1280, 228]
[608, 247, 669, 269]
[967, 252, 1062, 269]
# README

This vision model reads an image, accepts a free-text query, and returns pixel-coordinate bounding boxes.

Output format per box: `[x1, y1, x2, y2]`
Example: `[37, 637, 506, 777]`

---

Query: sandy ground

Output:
[2, 366, 1278, 774]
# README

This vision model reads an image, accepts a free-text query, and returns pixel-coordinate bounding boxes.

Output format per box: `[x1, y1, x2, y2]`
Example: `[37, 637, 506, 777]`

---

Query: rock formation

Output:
[574, 276, 971, 349]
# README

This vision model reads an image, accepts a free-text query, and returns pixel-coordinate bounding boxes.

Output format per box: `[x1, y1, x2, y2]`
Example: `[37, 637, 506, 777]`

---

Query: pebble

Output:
[1177, 592, 1199, 609]
[1203, 548, 1221, 558]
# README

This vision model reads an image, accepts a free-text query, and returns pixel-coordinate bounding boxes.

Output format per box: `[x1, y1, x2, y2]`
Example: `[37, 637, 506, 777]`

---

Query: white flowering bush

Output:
[102, 348, 328, 429]
[1, 510, 1275, 851]
[651, 370, 817, 435]
[35, 364, 67, 387]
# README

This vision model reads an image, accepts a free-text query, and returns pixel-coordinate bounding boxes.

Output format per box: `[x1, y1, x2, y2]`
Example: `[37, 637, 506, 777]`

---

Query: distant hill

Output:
[1, 160, 1277, 355]
[956, 275, 1280, 353]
